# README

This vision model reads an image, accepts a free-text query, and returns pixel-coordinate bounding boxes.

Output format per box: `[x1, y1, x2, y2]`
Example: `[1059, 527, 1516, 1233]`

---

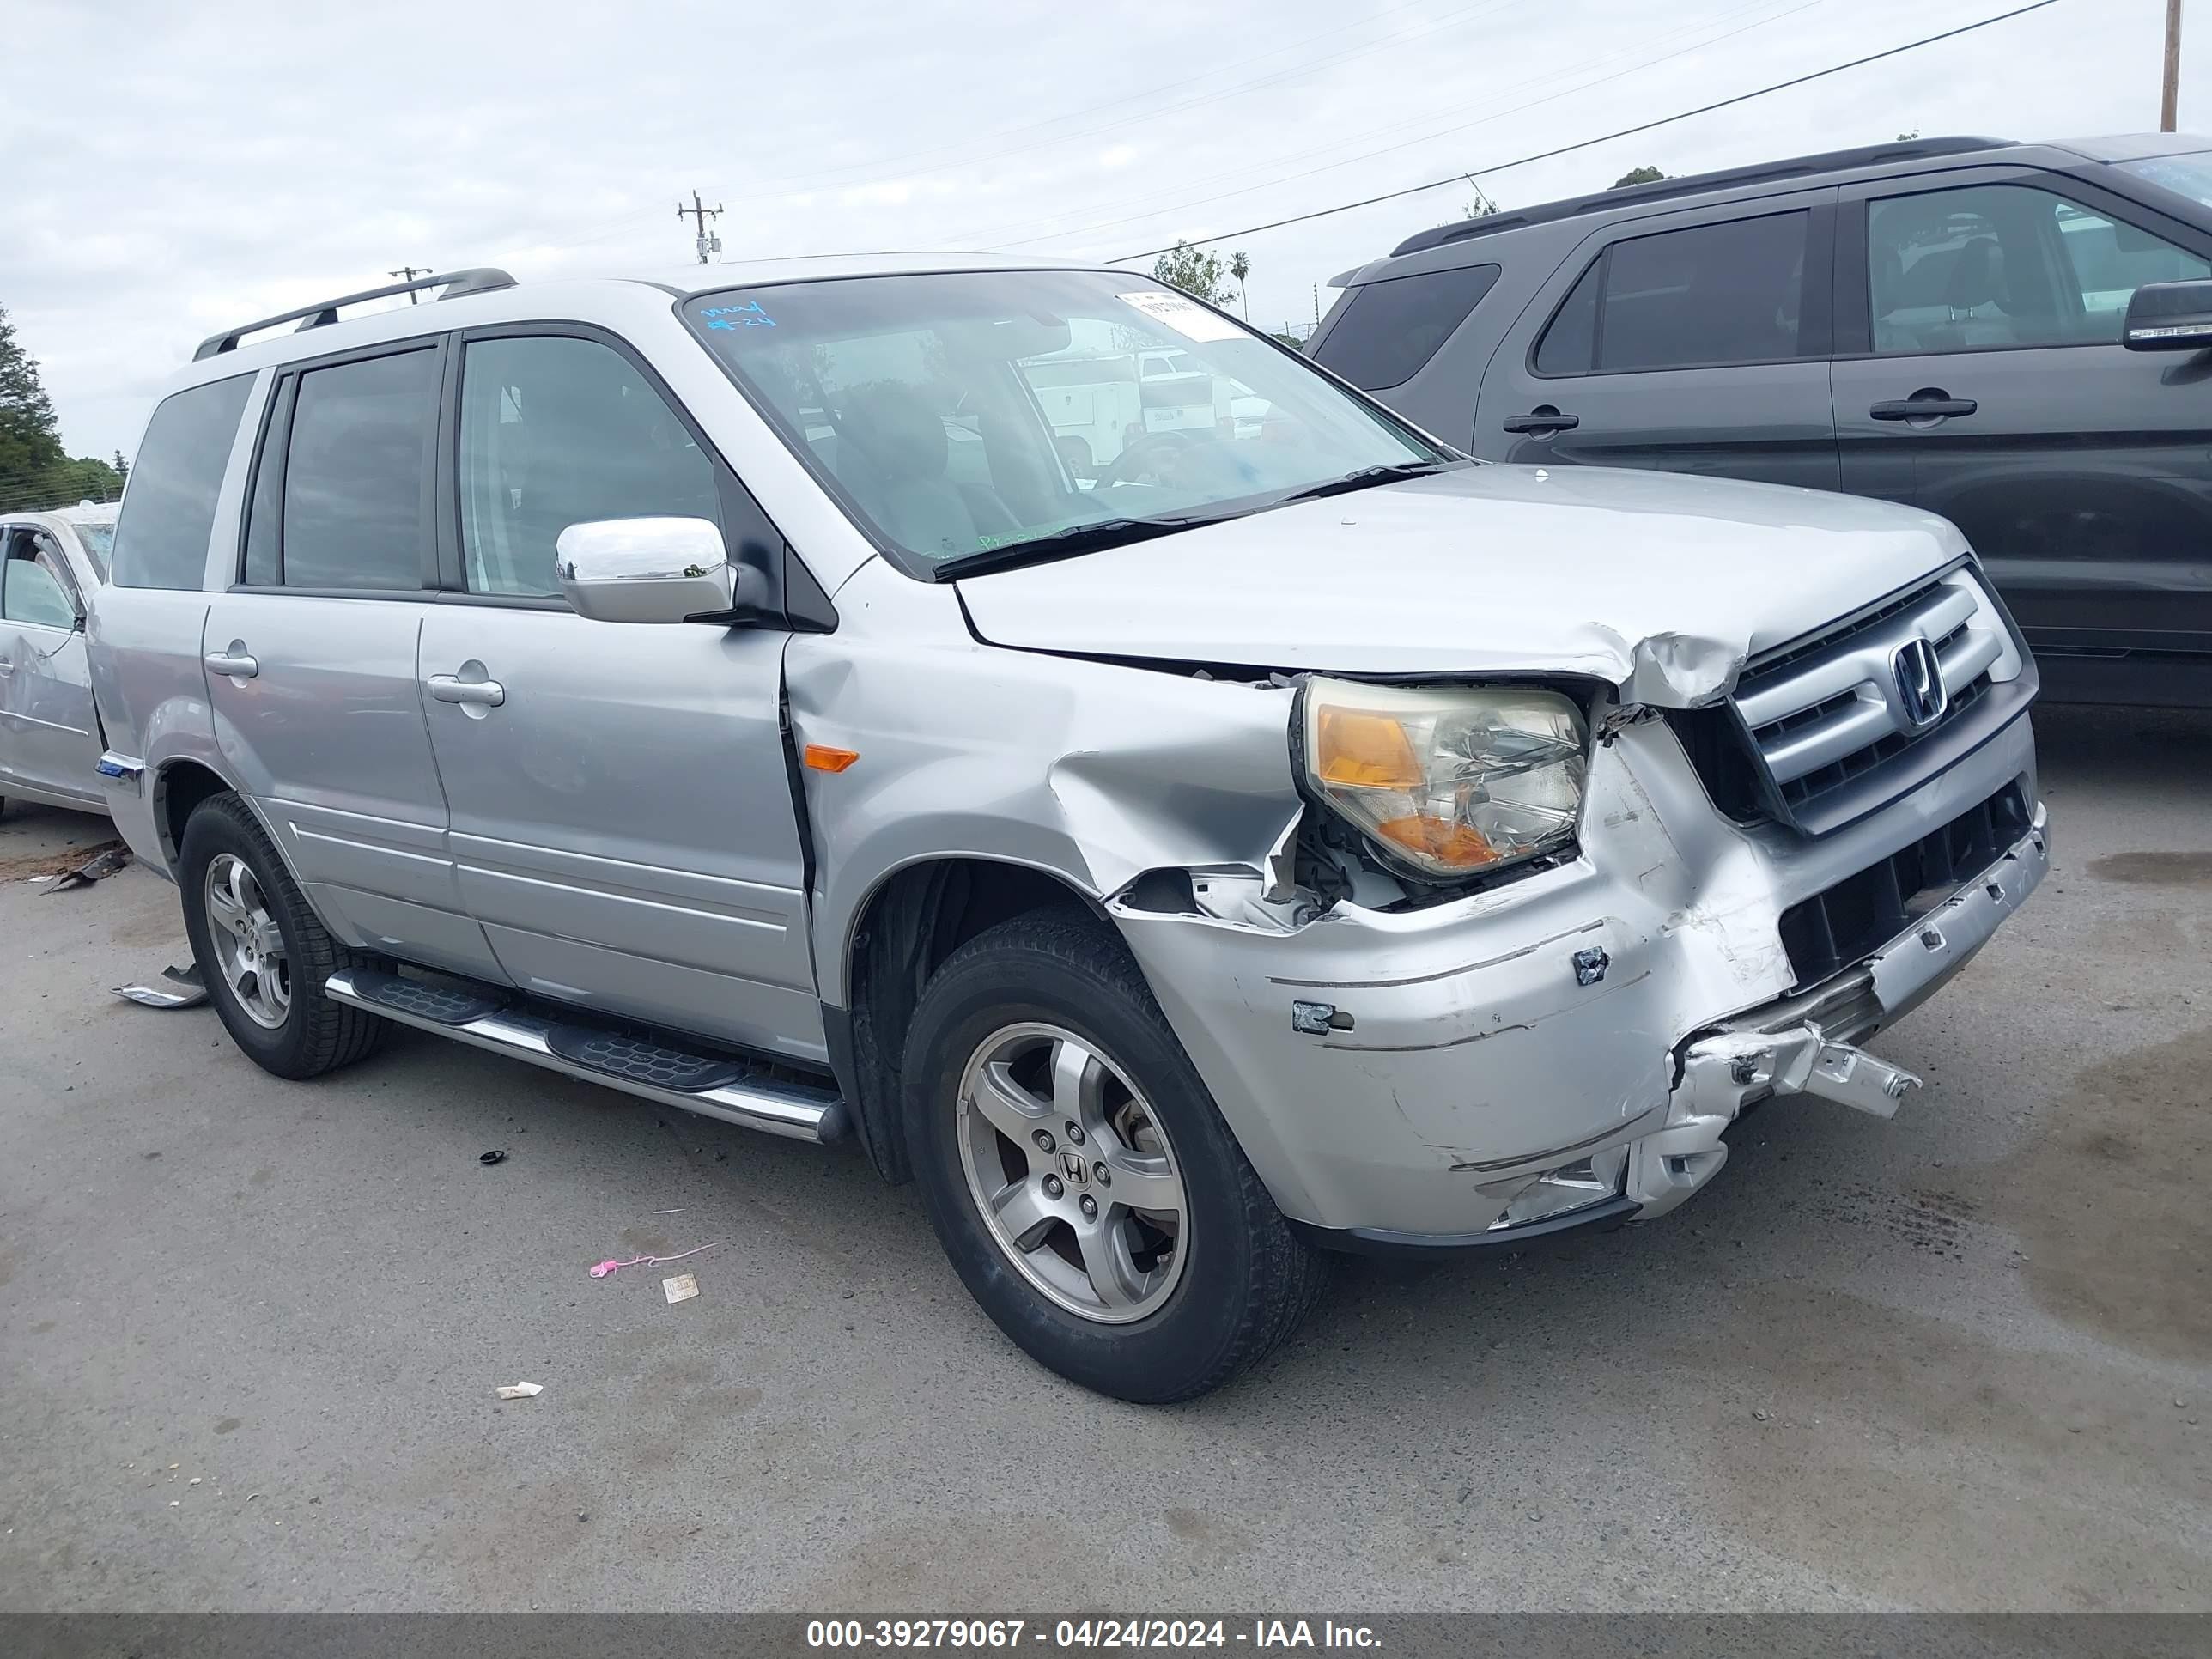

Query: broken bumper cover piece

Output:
[1626, 805, 2047, 1222]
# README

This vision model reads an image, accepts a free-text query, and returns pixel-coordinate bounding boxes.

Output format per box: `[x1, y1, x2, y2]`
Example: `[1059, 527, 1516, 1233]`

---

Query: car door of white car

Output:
[0, 524, 103, 810]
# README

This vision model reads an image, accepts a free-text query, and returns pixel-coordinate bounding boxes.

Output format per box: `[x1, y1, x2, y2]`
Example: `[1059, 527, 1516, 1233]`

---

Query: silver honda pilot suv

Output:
[87, 258, 2046, 1401]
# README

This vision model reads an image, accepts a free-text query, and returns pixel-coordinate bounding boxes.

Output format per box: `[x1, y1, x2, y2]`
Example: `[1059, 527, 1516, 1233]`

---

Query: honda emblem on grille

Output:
[1892, 636, 1948, 732]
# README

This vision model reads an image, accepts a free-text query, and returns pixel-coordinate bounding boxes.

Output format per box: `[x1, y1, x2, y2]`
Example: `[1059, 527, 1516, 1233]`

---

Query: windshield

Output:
[684, 270, 1445, 575]
[2115, 150, 2212, 210]
[66, 519, 115, 572]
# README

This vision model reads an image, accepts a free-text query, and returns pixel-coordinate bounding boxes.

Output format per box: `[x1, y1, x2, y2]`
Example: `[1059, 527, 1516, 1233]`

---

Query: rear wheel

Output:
[906, 910, 1323, 1402]
[179, 793, 386, 1079]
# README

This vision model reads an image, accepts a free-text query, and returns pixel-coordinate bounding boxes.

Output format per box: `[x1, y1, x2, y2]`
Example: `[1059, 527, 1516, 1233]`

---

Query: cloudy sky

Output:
[3, 0, 2200, 461]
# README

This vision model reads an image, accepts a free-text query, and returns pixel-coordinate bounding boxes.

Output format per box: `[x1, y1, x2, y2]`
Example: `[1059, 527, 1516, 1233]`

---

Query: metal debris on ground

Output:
[111, 963, 208, 1009]
[479, 1149, 507, 1165]
[38, 842, 132, 892]
[494, 1382, 543, 1401]
[662, 1273, 700, 1304]
[587, 1241, 718, 1279]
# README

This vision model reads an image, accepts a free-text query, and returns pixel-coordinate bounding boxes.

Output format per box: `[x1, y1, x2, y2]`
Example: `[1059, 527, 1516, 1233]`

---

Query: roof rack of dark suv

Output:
[192, 267, 519, 361]
[1387, 136, 2015, 259]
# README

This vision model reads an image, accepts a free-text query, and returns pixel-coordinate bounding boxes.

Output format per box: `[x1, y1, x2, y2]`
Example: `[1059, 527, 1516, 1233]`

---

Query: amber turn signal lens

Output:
[803, 744, 860, 773]
[1314, 707, 1421, 788]
[1374, 816, 1498, 868]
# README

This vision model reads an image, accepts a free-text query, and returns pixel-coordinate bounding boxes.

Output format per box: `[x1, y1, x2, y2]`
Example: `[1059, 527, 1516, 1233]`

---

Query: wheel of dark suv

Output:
[179, 793, 386, 1080]
[905, 909, 1325, 1403]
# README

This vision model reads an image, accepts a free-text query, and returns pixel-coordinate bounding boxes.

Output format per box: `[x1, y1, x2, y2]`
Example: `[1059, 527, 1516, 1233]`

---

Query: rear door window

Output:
[110, 373, 254, 589]
[1536, 210, 1813, 374]
[264, 347, 441, 591]
[1318, 264, 1501, 390]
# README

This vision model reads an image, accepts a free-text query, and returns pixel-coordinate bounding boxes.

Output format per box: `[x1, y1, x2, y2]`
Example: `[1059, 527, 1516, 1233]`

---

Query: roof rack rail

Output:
[1386, 137, 2015, 260]
[191, 268, 518, 362]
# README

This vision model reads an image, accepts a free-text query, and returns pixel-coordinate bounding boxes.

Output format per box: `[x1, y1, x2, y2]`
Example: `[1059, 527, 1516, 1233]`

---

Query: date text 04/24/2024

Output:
[805, 1620, 1382, 1650]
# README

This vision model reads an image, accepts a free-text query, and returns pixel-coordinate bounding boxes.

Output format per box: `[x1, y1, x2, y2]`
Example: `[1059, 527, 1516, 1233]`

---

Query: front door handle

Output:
[0, 659, 14, 678]
[1502, 407, 1580, 434]
[427, 672, 505, 708]
[1869, 394, 1978, 422]
[204, 646, 259, 679]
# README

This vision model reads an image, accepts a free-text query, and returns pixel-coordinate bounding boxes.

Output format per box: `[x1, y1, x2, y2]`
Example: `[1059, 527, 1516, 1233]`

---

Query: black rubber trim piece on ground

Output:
[1292, 1194, 1642, 1257]
[346, 968, 504, 1026]
[543, 1025, 749, 1093]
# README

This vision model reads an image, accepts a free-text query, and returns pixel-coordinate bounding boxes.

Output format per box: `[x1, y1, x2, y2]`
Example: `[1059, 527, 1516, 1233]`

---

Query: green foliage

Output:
[0, 301, 63, 483]
[1152, 241, 1241, 306]
[0, 303, 125, 511]
[1267, 331, 1304, 351]
[1610, 165, 1668, 189]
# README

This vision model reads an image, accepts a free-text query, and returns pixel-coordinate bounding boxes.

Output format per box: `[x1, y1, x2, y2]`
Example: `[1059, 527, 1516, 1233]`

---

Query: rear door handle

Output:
[204, 647, 259, 678]
[1869, 396, 1978, 421]
[427, 672, 504, 708]
[1502, 409, 1580, 434]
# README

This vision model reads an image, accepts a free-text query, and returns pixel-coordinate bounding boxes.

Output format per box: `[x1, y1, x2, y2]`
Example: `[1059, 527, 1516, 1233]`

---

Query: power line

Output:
[389, 265, 430, 303]
[988, 0, 1814, 252]
[1110, 0, 2065, 262]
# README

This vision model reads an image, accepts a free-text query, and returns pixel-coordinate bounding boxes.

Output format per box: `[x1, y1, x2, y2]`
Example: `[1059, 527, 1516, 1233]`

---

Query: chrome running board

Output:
[323, 969, 846, 1144]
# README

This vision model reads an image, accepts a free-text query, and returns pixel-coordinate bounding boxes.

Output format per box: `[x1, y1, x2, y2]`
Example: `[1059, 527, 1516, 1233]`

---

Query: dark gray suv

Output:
[1310, 133, 2212, 707]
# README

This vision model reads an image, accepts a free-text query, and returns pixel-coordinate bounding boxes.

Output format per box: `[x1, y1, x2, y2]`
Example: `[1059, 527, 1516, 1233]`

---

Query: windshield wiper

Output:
[933, 514, 1218, 580]
[1266, 459, 1462, 506]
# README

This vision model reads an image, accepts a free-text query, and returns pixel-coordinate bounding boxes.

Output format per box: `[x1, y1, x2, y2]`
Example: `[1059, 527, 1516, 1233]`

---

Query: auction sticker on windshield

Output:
[1117, 290, 1243, 342]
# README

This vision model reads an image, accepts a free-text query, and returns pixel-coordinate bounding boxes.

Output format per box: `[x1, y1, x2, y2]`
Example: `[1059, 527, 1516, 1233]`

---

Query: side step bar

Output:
[323, 969, 847, 1145]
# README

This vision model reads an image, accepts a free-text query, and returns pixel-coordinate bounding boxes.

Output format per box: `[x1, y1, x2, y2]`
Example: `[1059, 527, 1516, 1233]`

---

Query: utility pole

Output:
[678, 191, 724, 264]
[2164, 0, 2184, 131]
[389, 264, 430, 303]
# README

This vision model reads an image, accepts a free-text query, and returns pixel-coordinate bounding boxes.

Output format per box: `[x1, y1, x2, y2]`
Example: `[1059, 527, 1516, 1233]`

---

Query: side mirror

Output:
[555, 517, 755, 623]
[2123, 279, 2212, 350]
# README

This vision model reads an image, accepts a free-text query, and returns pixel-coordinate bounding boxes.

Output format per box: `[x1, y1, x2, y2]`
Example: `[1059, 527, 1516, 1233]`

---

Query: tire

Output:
[179, 793, 386, 1080]
[905, 908, 1324, 1402]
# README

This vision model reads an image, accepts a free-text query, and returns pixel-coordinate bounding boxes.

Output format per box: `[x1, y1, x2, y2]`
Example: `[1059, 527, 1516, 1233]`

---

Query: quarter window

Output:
[1866, 183, 2210, 354]
[110, 373, 253, 590]
[1319, 263, 1501, 391]
[275, 349, 440, 590]
[1536, 211, 1812, 374]
[457, 335, 720, 599]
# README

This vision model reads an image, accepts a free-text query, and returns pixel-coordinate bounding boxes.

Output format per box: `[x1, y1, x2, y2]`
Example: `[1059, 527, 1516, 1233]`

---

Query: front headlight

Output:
[1299, 678, 1588, 880]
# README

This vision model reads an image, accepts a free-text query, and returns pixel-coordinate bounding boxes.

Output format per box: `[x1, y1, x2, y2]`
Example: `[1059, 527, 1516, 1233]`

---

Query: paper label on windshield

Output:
[1117, 290, 1243, 342]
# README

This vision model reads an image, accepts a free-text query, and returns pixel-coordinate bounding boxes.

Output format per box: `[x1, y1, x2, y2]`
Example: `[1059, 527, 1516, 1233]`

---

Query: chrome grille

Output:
[1674, 568, 2030, 836]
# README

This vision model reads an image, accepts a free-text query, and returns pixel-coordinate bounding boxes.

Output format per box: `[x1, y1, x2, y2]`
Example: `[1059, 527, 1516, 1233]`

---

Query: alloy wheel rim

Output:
[955, 1020, 1188, 1324]
[203, 853, 290, 1030]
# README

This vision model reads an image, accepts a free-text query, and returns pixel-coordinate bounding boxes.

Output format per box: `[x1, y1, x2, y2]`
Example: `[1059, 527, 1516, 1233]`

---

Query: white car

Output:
[0, 503, 112, 819]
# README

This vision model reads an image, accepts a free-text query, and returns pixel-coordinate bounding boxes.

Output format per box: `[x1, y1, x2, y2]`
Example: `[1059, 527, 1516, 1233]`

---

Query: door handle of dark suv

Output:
[1502, 408, 1580, 434]
[1869, 395, 1978, 422]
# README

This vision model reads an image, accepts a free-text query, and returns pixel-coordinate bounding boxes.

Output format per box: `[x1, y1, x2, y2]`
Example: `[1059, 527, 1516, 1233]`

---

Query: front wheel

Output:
[905, 910, 1323, 1402]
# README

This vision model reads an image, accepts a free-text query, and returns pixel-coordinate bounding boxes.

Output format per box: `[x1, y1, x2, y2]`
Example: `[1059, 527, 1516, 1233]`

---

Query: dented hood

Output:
[956, 464, 1969, 706]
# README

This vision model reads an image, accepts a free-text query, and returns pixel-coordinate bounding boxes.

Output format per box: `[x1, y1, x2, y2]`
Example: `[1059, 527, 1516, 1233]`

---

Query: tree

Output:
[0, 301, 64, 485]
[1268, 330, 1304, 351]
[1896, 129, 1921, 142]
[1610, 165, 1668, 189]
[1152, 241, 1239, 306]
[0, 303, 127, 511]
[1228, 252, 1251, 318]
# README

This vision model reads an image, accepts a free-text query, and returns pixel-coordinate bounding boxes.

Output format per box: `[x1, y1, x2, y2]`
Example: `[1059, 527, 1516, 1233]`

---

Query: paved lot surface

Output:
[2, 704, 2208, 1613]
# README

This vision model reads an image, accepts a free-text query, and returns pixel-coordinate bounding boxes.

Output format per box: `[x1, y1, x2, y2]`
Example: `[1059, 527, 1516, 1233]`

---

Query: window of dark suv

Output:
[1534, 210, 1813, 374]
[1318, 263, 1500, 390]
[111, 373, 253, 589]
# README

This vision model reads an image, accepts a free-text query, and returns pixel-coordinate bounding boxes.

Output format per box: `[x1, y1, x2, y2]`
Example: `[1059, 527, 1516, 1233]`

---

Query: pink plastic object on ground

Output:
[589, 1242, 719, 1279]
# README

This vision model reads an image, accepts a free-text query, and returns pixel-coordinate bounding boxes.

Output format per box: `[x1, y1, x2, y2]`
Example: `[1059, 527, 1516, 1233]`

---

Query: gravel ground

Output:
[2, 702, 2207, 1613]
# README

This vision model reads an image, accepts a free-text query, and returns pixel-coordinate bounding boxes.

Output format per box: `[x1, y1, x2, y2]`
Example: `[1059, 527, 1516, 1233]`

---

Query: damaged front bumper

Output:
[1109, 711, 2047, 1250]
